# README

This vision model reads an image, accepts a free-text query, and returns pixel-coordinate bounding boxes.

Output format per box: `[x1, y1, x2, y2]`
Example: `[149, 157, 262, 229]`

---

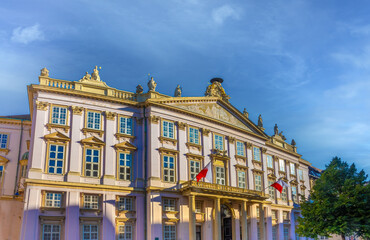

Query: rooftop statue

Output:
[291, 139, 296, 146]
[204, 78, 230, 101]
[40, 67, 49, 77]
[174, 85, 182, 97]
[243, 108, 249, 118]
[148, 77, 157, 92]
[274, 124, 279, 135]
[258, 114, 263, 127]
[136, 84, 144, 94]
[91, 66, 101, 81]
[81, 72, 91, 81]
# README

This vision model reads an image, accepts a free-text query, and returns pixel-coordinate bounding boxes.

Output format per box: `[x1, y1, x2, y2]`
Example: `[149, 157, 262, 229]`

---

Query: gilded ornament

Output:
[149, 115, 160, 124]
[105, 111, 116, 120]
[227, 136, 235, 143]
[40, 67, 49, 77]
[177, 121, 186, 130]
[261, 147, 267, 153]
[91, 66, 101, 81]
[201, 128, 210, 136]
[204, 78, 230, 101]
[72, 106, 84, 115]
[35, 101, 48, 111]
[246, 142, 252, 149]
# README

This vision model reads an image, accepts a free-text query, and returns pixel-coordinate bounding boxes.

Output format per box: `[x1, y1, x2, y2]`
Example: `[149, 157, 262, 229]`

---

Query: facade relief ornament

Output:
[174, 85, 182, 97]
[204, 78, 230, 101]
[246, 142, 252, 149]
[148, 77, 157, 92]
[227, 136, 235, 143]
[40, 67, 49, 77]
[261, 147, 267, 153]
[72, 106, 84, 115]
[91, 66, 101, 81]
[35, 101, 48, 111]
[105, 111, 116, 121]
[200, 128, 210, 136]
[149, 115, 160, 124]
[177, 121, 186, 130]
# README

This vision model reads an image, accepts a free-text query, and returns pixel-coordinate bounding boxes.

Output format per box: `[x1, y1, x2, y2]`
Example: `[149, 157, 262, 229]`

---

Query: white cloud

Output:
[212, 5, 239, 25]
[11, 24, 45, 44]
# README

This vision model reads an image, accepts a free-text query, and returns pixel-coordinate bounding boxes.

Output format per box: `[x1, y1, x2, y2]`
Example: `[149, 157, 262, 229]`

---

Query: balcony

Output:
[180, 181, 268, 200]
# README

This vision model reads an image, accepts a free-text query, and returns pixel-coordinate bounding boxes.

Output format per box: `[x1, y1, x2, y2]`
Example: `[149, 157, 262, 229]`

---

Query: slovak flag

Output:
[195, 162, 213, 183]
[270, 179, 289, 193]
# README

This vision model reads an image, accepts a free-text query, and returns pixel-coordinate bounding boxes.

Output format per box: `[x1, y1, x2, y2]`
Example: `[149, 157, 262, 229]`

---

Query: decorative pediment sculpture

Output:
[204, 78, 230, 101]
[274, 124, 279, 135]
[44, 131, 70, 142]
[148, 77, 157, 92]
[40, 67, 49, 77]
[258, 114, 263, 128]
[291, 139, 296, 146]
[114, 141, 137, 151]
[136, 84, 144, 94]
[91, 66, 101, 81]
[174, 85, 182, 97]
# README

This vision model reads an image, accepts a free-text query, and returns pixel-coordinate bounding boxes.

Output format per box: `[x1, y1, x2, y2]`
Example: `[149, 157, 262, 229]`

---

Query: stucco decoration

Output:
[35, 101, 48, 111]
[105, 111, 116, 120]
[78, 66, 108, 87]
[204, 80, 230, 101]
[91, 66, 101, 81]
[173, 103, 253, 132]
[72, 106, 84, 115]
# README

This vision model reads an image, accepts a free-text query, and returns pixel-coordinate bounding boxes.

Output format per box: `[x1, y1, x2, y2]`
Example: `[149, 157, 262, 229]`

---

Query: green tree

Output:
[296, 157, 370, 240]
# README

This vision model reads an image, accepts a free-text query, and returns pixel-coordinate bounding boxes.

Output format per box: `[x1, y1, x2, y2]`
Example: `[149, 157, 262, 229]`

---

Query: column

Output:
[189, 195, 196, 239]
[65, 191, 80, 239]
[214, 197, 221, 240]
[250, 204, 258, 240]
[290, 211, 296, 240]
[103, 114, 115, 185]
[265, 205, 273, 240]
[102, 193, 115, 239]
[67, 108, 83, 182]
[259, 203, 265, 240]
[278, 210, 284, 240]
[240, 201, 248, 240]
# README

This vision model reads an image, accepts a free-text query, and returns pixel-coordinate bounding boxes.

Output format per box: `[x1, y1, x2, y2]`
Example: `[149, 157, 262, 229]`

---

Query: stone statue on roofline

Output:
[174, 85, 182, 97]
[91, 66, 101, 81]
[136, 84, 143, 94]
[291, 139, 296, 146]
[274, 124, 279, 135]
[40, 67, 49, 77]
[258, 114, 263, 128]
[82, 72, 91, 81]
[243, 108, 249, 118]
[204, 78, 230, 101]
[148, 77, 157, 92]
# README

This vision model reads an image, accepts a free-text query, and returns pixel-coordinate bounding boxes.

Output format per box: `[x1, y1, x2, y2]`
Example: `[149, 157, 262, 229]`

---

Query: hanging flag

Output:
[195, 161, 213, 183]
[270, 179, 289, 193]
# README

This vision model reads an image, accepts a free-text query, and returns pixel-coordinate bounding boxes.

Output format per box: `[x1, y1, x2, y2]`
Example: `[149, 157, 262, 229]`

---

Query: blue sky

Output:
[1, 0, 370, 173]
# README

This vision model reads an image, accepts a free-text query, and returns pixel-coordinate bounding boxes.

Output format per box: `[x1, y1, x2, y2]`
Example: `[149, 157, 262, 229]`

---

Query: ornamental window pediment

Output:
[80, 136, 105, 147]
[0, 156, 10, 165]
[114, 142, 137, 152]
[44, 131, 70, 143]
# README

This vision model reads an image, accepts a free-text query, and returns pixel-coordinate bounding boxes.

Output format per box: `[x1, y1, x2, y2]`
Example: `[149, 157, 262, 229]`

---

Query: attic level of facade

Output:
[28, 66, 304, 159]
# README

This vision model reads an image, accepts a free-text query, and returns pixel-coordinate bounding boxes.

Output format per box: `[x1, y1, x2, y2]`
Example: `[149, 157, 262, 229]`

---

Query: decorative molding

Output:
[185, 142, 202, 151]
[82, 128, 104, 137]
[0, 149, 10, 155]
[234, 164, 248, 171]
[44, 131, 70, 143]
[80, 136, 105, 146]
[185, 153, 204, 160]
[72, 106, 84, 115]
[200, 128, 210, 136]
[227, 136, 235, 143]
[46, 123, 70, 133]
[234, 155, 247, 161]
[36, 101, 48, 111]
[158, 136, 177, 146]
[246, 142, 253, 149]
[252, 168, 264, 174]
[0, 156, 10, 164]
[114, 142, 137, 151]
[105, 111, 116, 120]
[177, 121, 187, 130]
[158, 147, 179, 155]
[114, 133, 136, 140]
[149, 115, 160, 124]
[261, 147, 267, 153]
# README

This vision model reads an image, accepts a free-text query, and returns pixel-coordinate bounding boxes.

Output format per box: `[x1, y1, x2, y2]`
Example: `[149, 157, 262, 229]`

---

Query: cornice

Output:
[265, 141, 302, 158]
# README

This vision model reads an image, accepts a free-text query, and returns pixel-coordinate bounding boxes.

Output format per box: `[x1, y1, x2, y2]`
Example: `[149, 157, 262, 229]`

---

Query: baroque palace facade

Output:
[0, 67, 313, 240]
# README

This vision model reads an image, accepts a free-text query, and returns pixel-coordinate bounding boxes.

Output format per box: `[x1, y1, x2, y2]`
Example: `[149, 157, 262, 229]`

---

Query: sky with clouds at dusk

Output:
[1, 0, 370, 173]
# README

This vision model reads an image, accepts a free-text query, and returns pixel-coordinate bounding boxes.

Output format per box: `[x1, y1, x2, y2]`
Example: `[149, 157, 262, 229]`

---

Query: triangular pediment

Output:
[44, 131, 70, 142]
[114, 141, 137, 151]
[81, 136, 105, 146]
[0, 156, 9, 164]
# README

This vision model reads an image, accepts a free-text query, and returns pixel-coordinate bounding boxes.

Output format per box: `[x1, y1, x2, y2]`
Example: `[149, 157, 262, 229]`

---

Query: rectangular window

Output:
[189, 160, 201, 180]
[272, 225, 277, 240]
[118, 224, 132, 240]
[214, 134, 224, 150]
[43, 224, 61, 240]
[48, 144, 65, 174]
[256, 206, 260, 218]
[83, 195, 99, 209]
[268, 180, 276, 200]
[267, 155, 273, 168]
[279, 159, 285, 172]
[85, 149, 100, 177]
[292, 186, 297, 202]
[45, 192, 62, 208]
[298, 169, 303, 181]
[118, 153, 131, 180]
[162, 121, 174, 139]
[163, 198, 176, 212]
[284, 226, 289, 240]
[253, 147, 261, 161]
[163, 155, 175, 182]
[238, 171, 246, 189]
[87, 111, 101, 130]
[119, 117, 133, 135]
[164, 224, 176, 240]
[189, 127, 199, 144]
[52, 106, 67, 125]
[0, 134, 8, 149]
[83, 224, 98, 240]
[255, 174, 262, 191]
[281, 188, 287, 202]
[290, 163, 296, 175]
[195, 201, 202, 213]
[215, 166, 225, 185]
[236, 141, 245, 156]
[117, 197, 133, 211]
[271, 210, 277, 220]
[283, 211, 289, 220]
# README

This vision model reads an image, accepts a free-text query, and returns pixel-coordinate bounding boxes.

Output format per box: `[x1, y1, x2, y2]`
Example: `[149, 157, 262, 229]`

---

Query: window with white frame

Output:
[215, 166, 225, 185]
[189, 127, 199, 144]
[236, 141, 245, 156]
[163, 198, 176, 212]
[189, 160, 201, 180]
[48, 144, 65, 174]
[117, 197, 133, 211]
[253, 147, 261, 161]
[51, 106, 67, 125]
[268, 180, 276, 200]
[85, 148, 100, 177]
[284, 226, 289, 240]
[163, 155, 175, 182]
[43, 224, 61, 240]
[298, 169, 303, 181]
[0, 134, 8, 149]
[118, 224, 132, 240]
[281, 188, 287, 202]
[164, 224, 176, 240]
[118, 153, 131, 180]
[267, 155, 273, 168]
[45, 192, 62, 208]
[238, 171, 246, 189]
[83, 195, 99, 209]
[292, 186, 298, 202]
[254, 174, 262, 191]
[195, 201, 202, 213]
[87, 111, 101, 130]
[162, 121, 174, 139]
[119, 117, 132, 135]
[214, 134, 224, 150]
[279, 159, 285, 172]
[290, 163, 296, 175]
[83, 224, 99, 240]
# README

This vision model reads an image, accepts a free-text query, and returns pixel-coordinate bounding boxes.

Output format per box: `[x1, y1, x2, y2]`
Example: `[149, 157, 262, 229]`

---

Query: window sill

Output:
[159, 136, 177, 145]
[115, 133, 135, 140]
[82, 128, 104, 137]
[234, 155, 247, 160]
[186, 142, 202, 150]
[40, 207, 65, 213]
[267, 167, 274, 171]
[278, 171, 286, 175]
[163, 210, 179, 214]
[252, 160, 262, 166]
[46, 123, 70, 133]
[80, 208, 102, 215]
[0, 148, 10, 155]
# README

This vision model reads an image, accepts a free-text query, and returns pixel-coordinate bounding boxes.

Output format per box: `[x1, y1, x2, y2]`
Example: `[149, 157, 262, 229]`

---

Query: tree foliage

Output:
[296, 157, 370, 239]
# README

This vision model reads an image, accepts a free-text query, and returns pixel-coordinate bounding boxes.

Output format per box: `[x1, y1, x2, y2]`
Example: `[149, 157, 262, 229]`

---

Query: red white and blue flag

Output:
[270, 179, 289, 193]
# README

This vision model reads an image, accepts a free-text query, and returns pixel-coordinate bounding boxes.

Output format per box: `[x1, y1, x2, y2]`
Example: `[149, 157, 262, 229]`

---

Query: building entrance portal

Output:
[221, 204, 233, 240]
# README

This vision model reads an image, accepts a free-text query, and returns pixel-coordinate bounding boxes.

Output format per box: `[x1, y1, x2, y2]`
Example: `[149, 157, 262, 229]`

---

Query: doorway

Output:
[221, 204, 233, 240]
